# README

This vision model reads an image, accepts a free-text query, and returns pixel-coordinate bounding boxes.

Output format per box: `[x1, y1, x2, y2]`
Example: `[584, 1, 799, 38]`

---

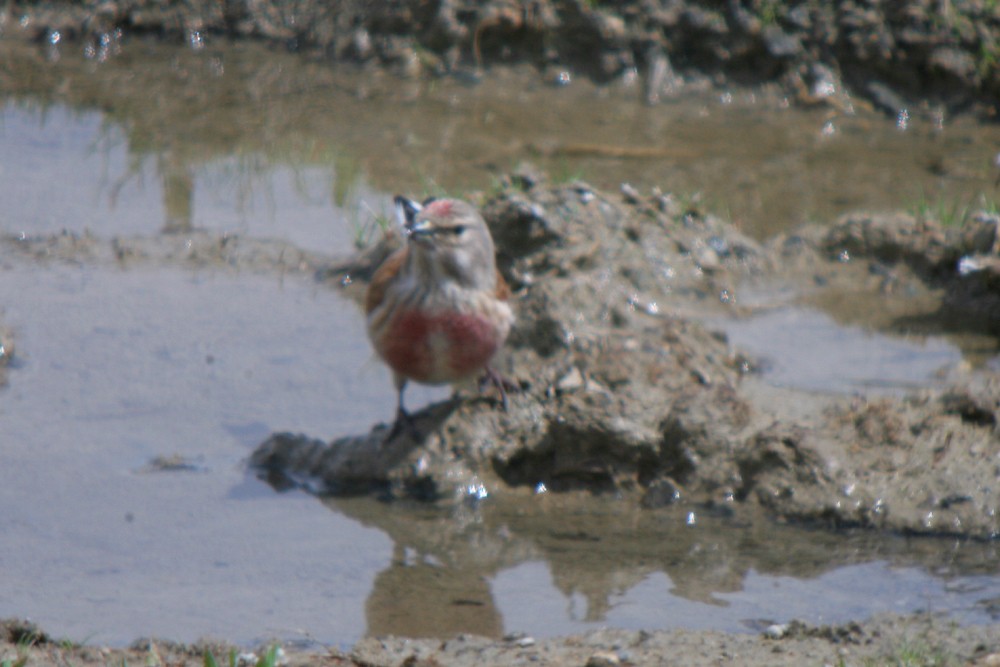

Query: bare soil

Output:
[3, 614, 1000, 666]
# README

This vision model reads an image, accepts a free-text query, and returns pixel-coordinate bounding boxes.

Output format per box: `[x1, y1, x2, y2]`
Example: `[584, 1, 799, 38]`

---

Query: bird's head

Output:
[394, 195, 497, 290]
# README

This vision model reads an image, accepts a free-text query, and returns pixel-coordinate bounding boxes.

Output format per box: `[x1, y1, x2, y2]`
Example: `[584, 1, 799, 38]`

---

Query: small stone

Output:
[961, 213, 1000, 254]
[555, 366, 585, 393]
[693, 245, 721, 272]
[347, 28, 372, 60]
[690, 368, 712, 385]
[620, 182, 641, 204]
[763, 25, 802, 59]
[503, 632, 535, 647]
[511, 163, 544, 190]
[929, 46, 976, 80]
[866, 81, 908, 116]
[641, 478, 682, 508]
[235, 652, 258, 666]
[586, 651, 620, 667]
[763, 623, 789, 639]
[644, 49, 683, 103]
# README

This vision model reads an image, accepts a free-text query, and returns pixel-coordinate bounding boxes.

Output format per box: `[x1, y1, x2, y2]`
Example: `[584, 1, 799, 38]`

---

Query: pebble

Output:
[585, 651, 621, 667]
[555, 366, 585, 392]
[763, 623, 789, 639]
[620, 182, 641, 204]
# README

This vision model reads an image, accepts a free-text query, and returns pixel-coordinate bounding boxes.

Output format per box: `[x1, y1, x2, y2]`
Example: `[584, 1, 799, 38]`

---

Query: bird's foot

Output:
[384, 406, 420, 443]
[479, 366, 519, 411]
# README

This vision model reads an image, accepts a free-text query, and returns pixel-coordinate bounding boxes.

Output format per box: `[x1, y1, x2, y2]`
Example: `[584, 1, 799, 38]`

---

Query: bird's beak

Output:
[394, 196, 422, 230]
[406, 219, 436, 245]
[395, 195, 437, 243]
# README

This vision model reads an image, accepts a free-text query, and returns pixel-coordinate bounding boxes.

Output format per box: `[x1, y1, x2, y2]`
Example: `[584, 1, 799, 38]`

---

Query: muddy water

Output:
[2, 37, 1000, 647]
[3, 38, 999, 241]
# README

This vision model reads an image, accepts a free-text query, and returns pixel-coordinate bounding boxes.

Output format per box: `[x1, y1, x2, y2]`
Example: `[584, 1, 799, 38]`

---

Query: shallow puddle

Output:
[336, 495, 1000, 641]
[720, 306, 963, 395]
[1, 37, 1000, 648]
[0, 264, 437, 647]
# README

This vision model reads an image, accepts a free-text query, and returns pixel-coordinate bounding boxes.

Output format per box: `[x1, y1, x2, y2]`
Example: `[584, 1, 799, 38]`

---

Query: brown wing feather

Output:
[365, 247, 408, 315]
[494, 269, 511, 301]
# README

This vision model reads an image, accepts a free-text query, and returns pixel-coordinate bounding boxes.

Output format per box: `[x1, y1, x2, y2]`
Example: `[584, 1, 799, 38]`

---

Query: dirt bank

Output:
[6, 0, 1000, 117]
[3, 613, 999, 666]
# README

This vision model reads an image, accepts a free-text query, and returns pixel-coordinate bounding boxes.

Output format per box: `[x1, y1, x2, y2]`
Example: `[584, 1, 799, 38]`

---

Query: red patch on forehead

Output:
[424, 199, 454, 217]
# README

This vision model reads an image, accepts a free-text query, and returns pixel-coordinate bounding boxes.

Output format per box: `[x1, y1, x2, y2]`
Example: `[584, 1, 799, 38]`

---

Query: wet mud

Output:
[252, 173, 1000, 540]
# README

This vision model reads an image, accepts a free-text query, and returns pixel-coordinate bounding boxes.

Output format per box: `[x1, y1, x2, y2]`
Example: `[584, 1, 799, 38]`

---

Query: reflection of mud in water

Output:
[326, 493, 1000, 639]
[366, 556, 503, 639]
[3, 38, 1000, 241]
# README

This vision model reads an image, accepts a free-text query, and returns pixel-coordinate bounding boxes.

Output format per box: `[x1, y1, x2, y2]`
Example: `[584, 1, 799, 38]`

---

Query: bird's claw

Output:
[384, 406, 420, 443]
[480, 366, 519, 411]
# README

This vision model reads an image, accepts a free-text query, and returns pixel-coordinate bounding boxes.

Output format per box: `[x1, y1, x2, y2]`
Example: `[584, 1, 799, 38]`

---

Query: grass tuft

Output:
[856, 638, 952, 667]
[202, 644, 282, 667]
[910, 192, 999, 227]
[350, 201, 394, 250]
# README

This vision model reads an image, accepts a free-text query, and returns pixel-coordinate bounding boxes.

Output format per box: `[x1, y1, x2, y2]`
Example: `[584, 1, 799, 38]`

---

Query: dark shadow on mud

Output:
[251, 400, 460, 501]
[893, 306, 1000, 342]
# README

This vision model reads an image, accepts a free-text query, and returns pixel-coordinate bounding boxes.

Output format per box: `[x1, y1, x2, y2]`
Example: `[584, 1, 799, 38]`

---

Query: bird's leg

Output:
[386, 378, 418, 441]
[479, 366, 518, 411]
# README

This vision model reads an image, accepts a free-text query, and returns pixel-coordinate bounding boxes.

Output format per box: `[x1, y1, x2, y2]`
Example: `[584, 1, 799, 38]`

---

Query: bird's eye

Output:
[451, 225, 467, 236]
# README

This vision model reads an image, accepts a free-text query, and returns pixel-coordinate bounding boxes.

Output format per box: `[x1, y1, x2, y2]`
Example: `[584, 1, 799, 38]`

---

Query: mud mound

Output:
[253, 175, 1000, 539]
[254, 176, 764, 505]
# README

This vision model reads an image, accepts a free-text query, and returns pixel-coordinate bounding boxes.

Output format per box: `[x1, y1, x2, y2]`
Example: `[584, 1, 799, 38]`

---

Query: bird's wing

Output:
[365, 247, 409, 315]
[495, 269, 512, 301]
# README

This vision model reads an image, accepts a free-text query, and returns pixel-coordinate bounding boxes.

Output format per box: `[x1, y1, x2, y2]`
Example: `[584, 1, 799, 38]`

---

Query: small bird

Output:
[365, 196, 515, 435]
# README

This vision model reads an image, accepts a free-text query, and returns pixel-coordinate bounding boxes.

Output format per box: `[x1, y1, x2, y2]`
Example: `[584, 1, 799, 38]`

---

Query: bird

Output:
[365, 195, 515, 436]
